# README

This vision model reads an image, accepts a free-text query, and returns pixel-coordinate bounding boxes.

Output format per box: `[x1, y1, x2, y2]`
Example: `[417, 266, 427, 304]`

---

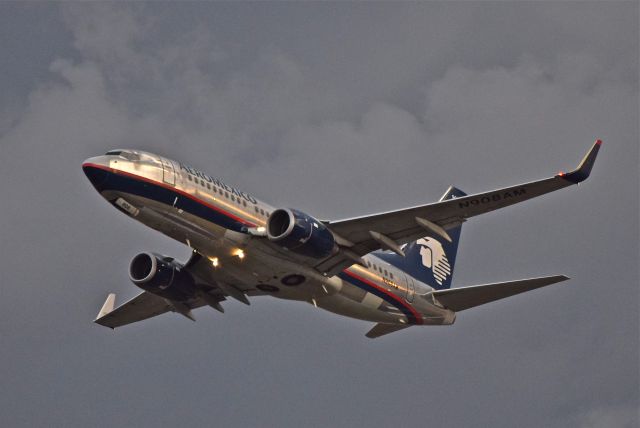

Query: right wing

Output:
[94, 252, 252, 329]
[95, 292, 178, 329]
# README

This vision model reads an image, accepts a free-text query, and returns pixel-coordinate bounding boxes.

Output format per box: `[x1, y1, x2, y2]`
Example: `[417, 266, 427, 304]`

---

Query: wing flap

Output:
[431, 275, 569, 312]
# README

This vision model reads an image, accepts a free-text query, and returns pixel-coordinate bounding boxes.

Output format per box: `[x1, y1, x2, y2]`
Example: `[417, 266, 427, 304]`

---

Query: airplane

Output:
[83, 140, 601, 338]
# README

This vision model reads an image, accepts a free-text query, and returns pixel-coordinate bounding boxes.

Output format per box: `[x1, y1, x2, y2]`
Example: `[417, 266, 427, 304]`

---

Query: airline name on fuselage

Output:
[458, 188, 526, 208]
[179, 163, 258, 204]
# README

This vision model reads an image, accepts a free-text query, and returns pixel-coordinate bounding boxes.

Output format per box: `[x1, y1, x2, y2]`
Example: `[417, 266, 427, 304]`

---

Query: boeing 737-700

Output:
[83, 140, 601, 338]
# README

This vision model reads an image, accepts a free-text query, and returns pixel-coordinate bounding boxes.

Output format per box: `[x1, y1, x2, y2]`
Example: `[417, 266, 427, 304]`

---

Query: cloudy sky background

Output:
[0, 3, 637, 427]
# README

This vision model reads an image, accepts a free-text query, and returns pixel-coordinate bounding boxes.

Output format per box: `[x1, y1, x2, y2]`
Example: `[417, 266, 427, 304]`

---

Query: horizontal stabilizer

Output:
[365, 323, 410, 339]
[432, 275, 569, 312]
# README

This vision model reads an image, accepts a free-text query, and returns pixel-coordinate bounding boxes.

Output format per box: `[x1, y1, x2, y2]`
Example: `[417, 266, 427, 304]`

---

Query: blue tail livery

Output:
[376, 186, 465, 290]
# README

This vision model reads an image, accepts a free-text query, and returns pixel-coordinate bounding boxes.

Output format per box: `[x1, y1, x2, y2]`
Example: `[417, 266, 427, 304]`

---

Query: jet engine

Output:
[266, 208, 336, 258]
[129, 252, 196, 301]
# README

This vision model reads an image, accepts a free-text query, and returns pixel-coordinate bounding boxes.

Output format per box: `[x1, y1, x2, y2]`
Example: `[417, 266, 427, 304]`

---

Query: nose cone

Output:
[82, 157, 110, 191]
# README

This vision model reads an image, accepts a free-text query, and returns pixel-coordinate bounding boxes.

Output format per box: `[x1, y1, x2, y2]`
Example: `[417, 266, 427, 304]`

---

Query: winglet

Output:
[559, 139, 602, 183]
[95, 293, 116, 321]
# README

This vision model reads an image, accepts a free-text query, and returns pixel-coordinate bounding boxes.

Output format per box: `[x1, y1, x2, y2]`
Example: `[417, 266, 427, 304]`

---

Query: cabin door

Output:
[161, 158, 176, 186]
[404, 275, 415, 303]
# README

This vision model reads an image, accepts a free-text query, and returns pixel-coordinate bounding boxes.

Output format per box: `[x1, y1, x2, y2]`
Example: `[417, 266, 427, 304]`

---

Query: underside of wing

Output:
[94, 292, 174, 328]
[325, 140, 601, 258]
[93, 251, 257, 329]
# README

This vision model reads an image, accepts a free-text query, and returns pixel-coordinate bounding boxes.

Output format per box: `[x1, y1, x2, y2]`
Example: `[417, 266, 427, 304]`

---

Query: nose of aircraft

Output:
[82, 157, 110, 190]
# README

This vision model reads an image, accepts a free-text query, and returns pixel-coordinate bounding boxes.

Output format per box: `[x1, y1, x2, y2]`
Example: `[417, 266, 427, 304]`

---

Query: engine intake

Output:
[267, 208, 336, 258]
[129, 252, 196, 301]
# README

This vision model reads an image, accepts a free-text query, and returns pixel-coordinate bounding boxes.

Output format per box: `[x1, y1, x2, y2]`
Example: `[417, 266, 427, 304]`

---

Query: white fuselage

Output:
[83, 150, 456, 326]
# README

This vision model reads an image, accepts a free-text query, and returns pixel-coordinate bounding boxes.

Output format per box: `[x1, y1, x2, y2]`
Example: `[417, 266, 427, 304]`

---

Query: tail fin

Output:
[376, 186, 466, 290]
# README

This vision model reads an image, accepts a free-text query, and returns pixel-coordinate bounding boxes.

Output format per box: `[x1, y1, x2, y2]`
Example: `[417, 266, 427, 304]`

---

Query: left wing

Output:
[320, 140, 601, 273]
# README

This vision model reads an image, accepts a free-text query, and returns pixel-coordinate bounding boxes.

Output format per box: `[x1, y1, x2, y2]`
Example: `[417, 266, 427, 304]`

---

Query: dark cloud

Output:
[0, 3, 637, 427]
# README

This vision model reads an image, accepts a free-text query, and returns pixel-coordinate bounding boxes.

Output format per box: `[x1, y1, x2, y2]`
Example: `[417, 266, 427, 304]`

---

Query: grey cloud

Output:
[0, 3, 637, 428]
[573, 404, 639, 428]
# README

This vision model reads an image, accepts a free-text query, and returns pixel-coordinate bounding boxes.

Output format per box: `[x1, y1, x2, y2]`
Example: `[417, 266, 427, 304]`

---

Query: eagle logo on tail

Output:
[416, 238, 451, 286]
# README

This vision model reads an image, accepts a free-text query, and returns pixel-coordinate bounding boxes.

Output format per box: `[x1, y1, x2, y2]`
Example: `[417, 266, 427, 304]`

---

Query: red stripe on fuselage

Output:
[83, 162, 257, 227]
[342, 270, 424, 325]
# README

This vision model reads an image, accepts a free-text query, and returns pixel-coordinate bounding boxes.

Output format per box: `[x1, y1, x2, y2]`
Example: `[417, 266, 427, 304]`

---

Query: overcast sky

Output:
[0, 3, 637, 427]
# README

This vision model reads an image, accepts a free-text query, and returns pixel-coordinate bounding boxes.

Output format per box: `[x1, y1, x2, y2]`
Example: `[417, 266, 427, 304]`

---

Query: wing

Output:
[93, 251, 263, 329]
[323, 140, 601, 268]
[182, 252, 260, 305]
[94, 292, 182, 328]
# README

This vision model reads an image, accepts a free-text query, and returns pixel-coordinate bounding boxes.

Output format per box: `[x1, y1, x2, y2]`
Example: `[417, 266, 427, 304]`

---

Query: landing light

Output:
[233, 249, 245, 260]
[208, 257, 219, 267]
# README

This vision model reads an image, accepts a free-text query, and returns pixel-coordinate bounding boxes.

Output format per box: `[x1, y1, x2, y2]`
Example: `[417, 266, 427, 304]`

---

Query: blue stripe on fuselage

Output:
[85, 165, 255, 232]
[338, 271, 422, 325]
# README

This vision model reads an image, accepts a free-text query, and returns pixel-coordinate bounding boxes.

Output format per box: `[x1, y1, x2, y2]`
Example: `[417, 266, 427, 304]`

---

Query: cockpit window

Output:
[121, 152, 141, 161]
[105, 150, 141, 161]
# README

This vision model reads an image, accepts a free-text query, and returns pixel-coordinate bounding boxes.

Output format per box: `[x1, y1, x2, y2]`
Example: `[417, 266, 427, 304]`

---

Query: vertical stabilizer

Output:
[376, 186, 465, 290]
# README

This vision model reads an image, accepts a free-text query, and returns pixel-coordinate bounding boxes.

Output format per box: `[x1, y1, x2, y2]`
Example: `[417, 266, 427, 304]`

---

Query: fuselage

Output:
[82, 149, 455, 326]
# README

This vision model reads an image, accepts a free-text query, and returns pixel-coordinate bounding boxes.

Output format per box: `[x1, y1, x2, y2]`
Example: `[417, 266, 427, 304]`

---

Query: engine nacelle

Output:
[129, 252, 196, 301]
[266, 208, 336, 258]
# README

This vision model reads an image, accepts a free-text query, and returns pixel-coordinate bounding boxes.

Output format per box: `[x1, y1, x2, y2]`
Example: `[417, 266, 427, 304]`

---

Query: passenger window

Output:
[225, 192, 229, 198]
[242, 200, 247, 207]
[206, 183, 210, 190]
[187, 175, 192, 181]
[390, 273, 394, 279]
[255, 207, 260, 213]
[384, 269, 388, 276]
[231, 196, 235, 202]
[260, 209, 265, 216]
